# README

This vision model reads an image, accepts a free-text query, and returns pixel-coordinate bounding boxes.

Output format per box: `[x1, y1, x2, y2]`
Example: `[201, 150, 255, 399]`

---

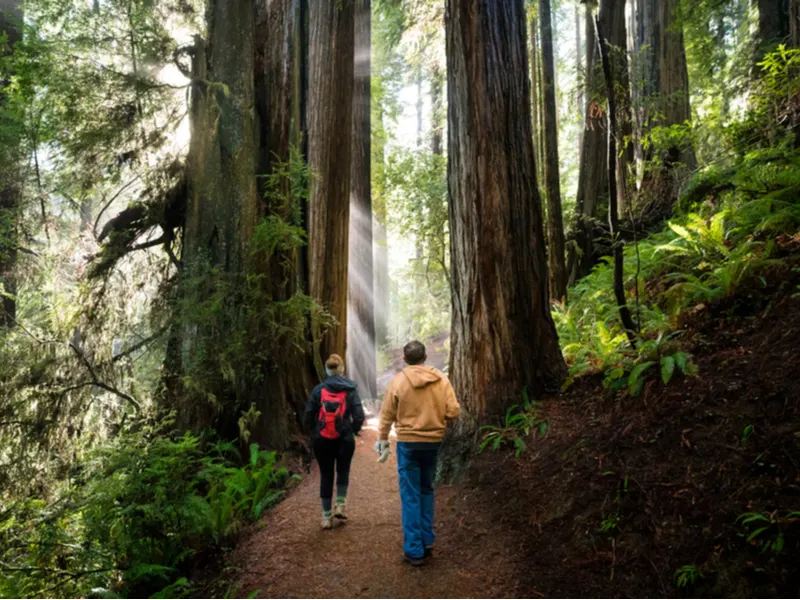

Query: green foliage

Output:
[736, 510, 800, 555]
[479, 389, 548, 458]
[170, 151, 330, 420]
[384, 149, 450, 343]
[674, 564, 703, 588]
[0, 418, 296, 598]
[556, 134, 800, 395]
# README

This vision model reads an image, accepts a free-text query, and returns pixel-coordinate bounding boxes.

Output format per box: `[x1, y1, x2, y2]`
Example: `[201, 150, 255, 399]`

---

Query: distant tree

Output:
[0, 0, 22, 330]
[348, 0, 378, 399]
[539, 0, 568, 301]
[635, 0, 696, 217]
[567, 0, 629, 284]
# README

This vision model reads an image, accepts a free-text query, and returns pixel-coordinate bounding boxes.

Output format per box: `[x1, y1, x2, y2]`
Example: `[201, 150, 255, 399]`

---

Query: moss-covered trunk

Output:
[0, 1, 22, 331]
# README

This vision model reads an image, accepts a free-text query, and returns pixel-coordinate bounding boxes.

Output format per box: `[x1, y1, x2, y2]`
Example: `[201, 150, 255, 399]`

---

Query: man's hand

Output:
[374, 439, 391, 463]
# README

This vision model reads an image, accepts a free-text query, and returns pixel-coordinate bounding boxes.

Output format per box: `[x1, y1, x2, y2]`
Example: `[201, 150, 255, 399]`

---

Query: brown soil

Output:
[231, 425, 522, 598]
[232, 262, 800, 598]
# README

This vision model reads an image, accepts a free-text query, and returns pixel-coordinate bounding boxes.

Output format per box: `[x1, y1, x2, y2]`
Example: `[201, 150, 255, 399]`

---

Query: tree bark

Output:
[637, 0, 695, 217]
[431, 63, 444, 156]
[576, 5, 584, 118]
[441, 0, 567, 480]
[307, 0, 355, 363]
[0, 1, 22, 330]
[791, 0, 800, 47]
[595, 15, 638, 345]
[251, 0, 318, 447]
[567, 0, 606, 284]
[539, 0, 567, 302]
[530, 13, 540, 173]
[347, 0, 378, 399]
[170, 0, 260, 435]
[753, 0, 790, 65]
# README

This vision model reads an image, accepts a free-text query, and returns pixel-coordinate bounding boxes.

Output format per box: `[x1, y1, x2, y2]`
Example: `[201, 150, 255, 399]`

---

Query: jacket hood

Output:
[402, 365, 442, 389]
[324, 375, 357, 392]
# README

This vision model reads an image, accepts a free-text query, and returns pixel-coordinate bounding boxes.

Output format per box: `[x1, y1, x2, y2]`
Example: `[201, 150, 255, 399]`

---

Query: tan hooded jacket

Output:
[378, 365, 461, 443]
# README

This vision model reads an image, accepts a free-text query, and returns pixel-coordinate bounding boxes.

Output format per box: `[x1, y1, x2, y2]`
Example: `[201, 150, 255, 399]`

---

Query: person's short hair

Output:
[403, 341, 426, 365]
[325, 354, 345, 376]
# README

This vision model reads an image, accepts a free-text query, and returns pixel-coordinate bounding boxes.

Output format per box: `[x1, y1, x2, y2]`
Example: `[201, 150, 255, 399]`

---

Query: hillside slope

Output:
[437, 260, 800, 597]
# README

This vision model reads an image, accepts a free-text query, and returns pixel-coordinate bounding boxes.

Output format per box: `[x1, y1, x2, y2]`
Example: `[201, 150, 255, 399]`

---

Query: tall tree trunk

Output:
[637, 0, 695, 217]
[307, 0, 355, 363]
[530, 14, 540, 172]
[791, 0, 800, 47]
[753, 0, 790, 66]
[0, 1, 22, 330]
[567, 0, 613, 284]
[170, 0, 260, 436]
[431, 63, 444, 156]
[251, 0, 318, 447]
[595, 15, 638, 345]
[539, 0, 567, 302]
[441, 0, 567, 480]
[373, 95, 389, 351]
[347, 0, 378, 400]
[576, 5, 584, 118]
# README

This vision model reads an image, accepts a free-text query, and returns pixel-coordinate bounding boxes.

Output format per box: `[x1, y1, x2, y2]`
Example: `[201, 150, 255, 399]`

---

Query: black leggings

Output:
[313, 436, 356, 502]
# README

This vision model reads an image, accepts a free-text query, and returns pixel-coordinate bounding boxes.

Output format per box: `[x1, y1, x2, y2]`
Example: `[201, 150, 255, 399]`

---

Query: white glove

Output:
[374, 439, 390, 463]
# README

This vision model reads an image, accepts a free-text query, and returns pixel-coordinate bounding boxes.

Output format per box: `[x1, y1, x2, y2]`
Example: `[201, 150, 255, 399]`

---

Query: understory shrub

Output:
[0, 417, 297, 598]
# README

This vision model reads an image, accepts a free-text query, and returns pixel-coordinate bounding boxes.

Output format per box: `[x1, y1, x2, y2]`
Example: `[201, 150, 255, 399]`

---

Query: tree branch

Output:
[68, 343, 141, 411]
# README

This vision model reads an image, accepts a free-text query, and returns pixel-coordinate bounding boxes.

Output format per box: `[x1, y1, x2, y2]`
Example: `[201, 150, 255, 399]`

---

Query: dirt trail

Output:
[232, 421, 521, 599]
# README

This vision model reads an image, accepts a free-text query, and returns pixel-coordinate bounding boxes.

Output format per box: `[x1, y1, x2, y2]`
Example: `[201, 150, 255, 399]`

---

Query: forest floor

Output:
[230, 257, 800, 598]
[230, 424, 524, 598]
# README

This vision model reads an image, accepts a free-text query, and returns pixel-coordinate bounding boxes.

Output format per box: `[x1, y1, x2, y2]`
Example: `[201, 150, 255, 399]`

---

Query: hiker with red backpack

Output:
[304, 353, 365, 529]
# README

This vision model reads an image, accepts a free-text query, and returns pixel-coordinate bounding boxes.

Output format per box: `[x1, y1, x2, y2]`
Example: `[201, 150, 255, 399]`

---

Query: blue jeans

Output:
[396, 441, 440, 559]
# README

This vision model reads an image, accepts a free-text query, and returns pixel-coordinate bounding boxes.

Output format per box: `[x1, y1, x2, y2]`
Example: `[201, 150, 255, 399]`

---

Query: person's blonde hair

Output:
[325, 354, 345, 376]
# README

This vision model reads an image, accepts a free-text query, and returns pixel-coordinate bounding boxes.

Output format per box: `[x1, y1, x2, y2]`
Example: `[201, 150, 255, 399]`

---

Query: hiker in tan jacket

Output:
[374, 340, 460, 566]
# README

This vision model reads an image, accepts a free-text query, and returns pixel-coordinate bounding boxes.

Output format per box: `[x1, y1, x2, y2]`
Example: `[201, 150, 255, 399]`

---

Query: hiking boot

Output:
[334, 504, 348, 520]
[403, 553, 424, 567]
[423, 547, 433, 559]
[321, 515, 334, 530]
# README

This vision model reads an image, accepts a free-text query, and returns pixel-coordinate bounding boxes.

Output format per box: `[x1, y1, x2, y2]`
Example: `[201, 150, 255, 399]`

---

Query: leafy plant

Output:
[674, 564, 703, 588]
[0, 420, 298, 598]
[741, 424, 755, 446]
[736, 510, 800, 554]
[479, 389, 548, 457]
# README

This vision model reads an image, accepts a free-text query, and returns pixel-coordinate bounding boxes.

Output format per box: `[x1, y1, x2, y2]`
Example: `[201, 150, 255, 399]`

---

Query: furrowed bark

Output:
[307, 0, 355, 364]
[441, 0, 567, 481]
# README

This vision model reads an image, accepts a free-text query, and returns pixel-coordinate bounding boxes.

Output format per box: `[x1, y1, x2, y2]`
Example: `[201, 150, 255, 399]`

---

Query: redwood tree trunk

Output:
[530, 14, 540, 172]
[0, 1, 22, 330]
[347, 0, 378, 399]
[441, 0, 567, 479]
[637, 0, 696, 217]
[307, 0, 355, 363]
[539, 0, 568, 302]
[754, 0, 790, 65]
[251, 0, 318, 447]
[791, 0, 800, 47]
[431, 63, 444, 156]
[171, 0, 260, 435]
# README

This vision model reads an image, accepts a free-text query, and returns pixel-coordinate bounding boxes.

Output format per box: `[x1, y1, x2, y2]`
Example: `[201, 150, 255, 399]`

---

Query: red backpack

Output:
[318, 388, 347, 439]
